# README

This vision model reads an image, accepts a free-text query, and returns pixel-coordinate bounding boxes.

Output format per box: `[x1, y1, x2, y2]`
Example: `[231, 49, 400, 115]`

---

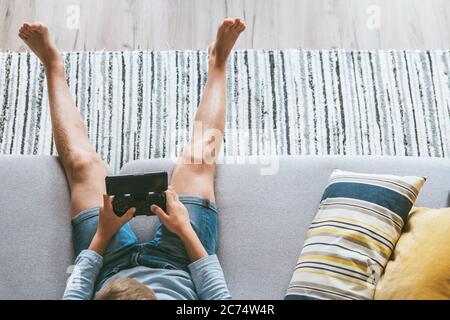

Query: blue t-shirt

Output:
[63, 250, 231, 300]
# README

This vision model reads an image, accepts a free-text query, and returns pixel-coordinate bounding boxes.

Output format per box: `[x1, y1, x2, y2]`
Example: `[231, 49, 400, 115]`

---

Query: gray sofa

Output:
[0, 155, 449, 300]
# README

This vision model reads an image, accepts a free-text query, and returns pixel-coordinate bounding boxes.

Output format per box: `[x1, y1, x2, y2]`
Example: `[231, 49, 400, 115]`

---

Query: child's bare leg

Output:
[19, 23, 107, 218]
[170, 18, 246, 201]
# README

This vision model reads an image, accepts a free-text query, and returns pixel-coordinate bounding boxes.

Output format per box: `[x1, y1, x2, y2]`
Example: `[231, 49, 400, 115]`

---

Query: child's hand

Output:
[152, 186, 208, 262]
[151, 186, 192, 237]
[98, 194, 136, 240]
[89, 195, 136, 256]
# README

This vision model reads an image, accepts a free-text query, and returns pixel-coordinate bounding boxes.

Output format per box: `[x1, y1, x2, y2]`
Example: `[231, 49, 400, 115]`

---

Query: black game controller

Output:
[106, 172, 168, 217]
[112, 193, 166, 217]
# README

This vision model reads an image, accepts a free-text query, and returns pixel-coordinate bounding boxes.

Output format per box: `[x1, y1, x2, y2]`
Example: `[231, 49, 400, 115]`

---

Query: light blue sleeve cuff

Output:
[188, 254, 232, 300]
[188, 254, 220, 273]
[75, 249, 104, 267]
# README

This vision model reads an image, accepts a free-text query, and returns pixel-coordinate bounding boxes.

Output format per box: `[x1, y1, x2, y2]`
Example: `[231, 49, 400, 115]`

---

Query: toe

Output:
[19, 33, 28, 40]
[233, 18, 243, 30]
[23, 27, 33, 36]
[23, 25, 33, 35]
[223, 18, 234, 27]
[30, 22, 44, 31]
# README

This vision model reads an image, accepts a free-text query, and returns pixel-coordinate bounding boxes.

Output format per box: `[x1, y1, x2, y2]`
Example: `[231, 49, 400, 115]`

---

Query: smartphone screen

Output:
[106, 172, 168, 195]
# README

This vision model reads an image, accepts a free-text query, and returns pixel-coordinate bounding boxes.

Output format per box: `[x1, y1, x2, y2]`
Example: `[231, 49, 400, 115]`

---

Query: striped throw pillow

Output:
[286, 170, 426, 300]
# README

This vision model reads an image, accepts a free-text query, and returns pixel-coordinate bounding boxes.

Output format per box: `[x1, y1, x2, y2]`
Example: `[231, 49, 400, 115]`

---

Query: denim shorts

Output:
[71, 195, 218, 290]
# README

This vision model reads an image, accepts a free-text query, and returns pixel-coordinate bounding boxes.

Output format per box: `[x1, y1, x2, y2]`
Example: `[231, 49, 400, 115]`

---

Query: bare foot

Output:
[209, 18, 246, 70]
[18, 22, 62, 68]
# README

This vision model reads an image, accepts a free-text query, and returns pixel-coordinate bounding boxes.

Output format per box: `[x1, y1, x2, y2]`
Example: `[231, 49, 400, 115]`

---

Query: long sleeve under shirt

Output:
[63, 250, 231, 300]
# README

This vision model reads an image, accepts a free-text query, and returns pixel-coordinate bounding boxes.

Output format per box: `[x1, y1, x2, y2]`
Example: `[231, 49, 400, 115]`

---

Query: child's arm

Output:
[62, 249, 104, 300]
[151, 187, 231, 300]
[63, 196, 135, 300]
[188, 254, 231, 300]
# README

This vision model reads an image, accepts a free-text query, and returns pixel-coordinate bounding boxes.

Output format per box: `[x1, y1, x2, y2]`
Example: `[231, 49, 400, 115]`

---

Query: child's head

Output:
[95, 278, 156, 300]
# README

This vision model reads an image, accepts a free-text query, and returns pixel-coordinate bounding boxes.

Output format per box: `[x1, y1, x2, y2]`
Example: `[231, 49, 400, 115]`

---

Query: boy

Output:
[19, 17, 246, 300]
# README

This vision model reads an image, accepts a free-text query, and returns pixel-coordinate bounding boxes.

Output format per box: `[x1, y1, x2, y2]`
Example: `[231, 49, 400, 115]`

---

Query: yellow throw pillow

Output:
[374, 207, 450, 300]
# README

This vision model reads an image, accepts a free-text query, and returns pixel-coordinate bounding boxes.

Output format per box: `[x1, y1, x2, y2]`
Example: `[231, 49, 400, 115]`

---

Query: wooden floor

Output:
[1, 0, 450, 51]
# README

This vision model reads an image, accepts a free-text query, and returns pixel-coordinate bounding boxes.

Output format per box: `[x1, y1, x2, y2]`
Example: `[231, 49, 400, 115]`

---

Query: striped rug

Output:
[0, 50, 449, 173]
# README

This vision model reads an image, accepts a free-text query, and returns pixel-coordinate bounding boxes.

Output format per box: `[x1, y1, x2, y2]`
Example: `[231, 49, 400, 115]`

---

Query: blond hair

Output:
[95, 278, 157, 300]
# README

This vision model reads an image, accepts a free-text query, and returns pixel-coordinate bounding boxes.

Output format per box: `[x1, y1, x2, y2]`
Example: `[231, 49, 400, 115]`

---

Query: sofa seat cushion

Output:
[0, 156, 72, 300]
